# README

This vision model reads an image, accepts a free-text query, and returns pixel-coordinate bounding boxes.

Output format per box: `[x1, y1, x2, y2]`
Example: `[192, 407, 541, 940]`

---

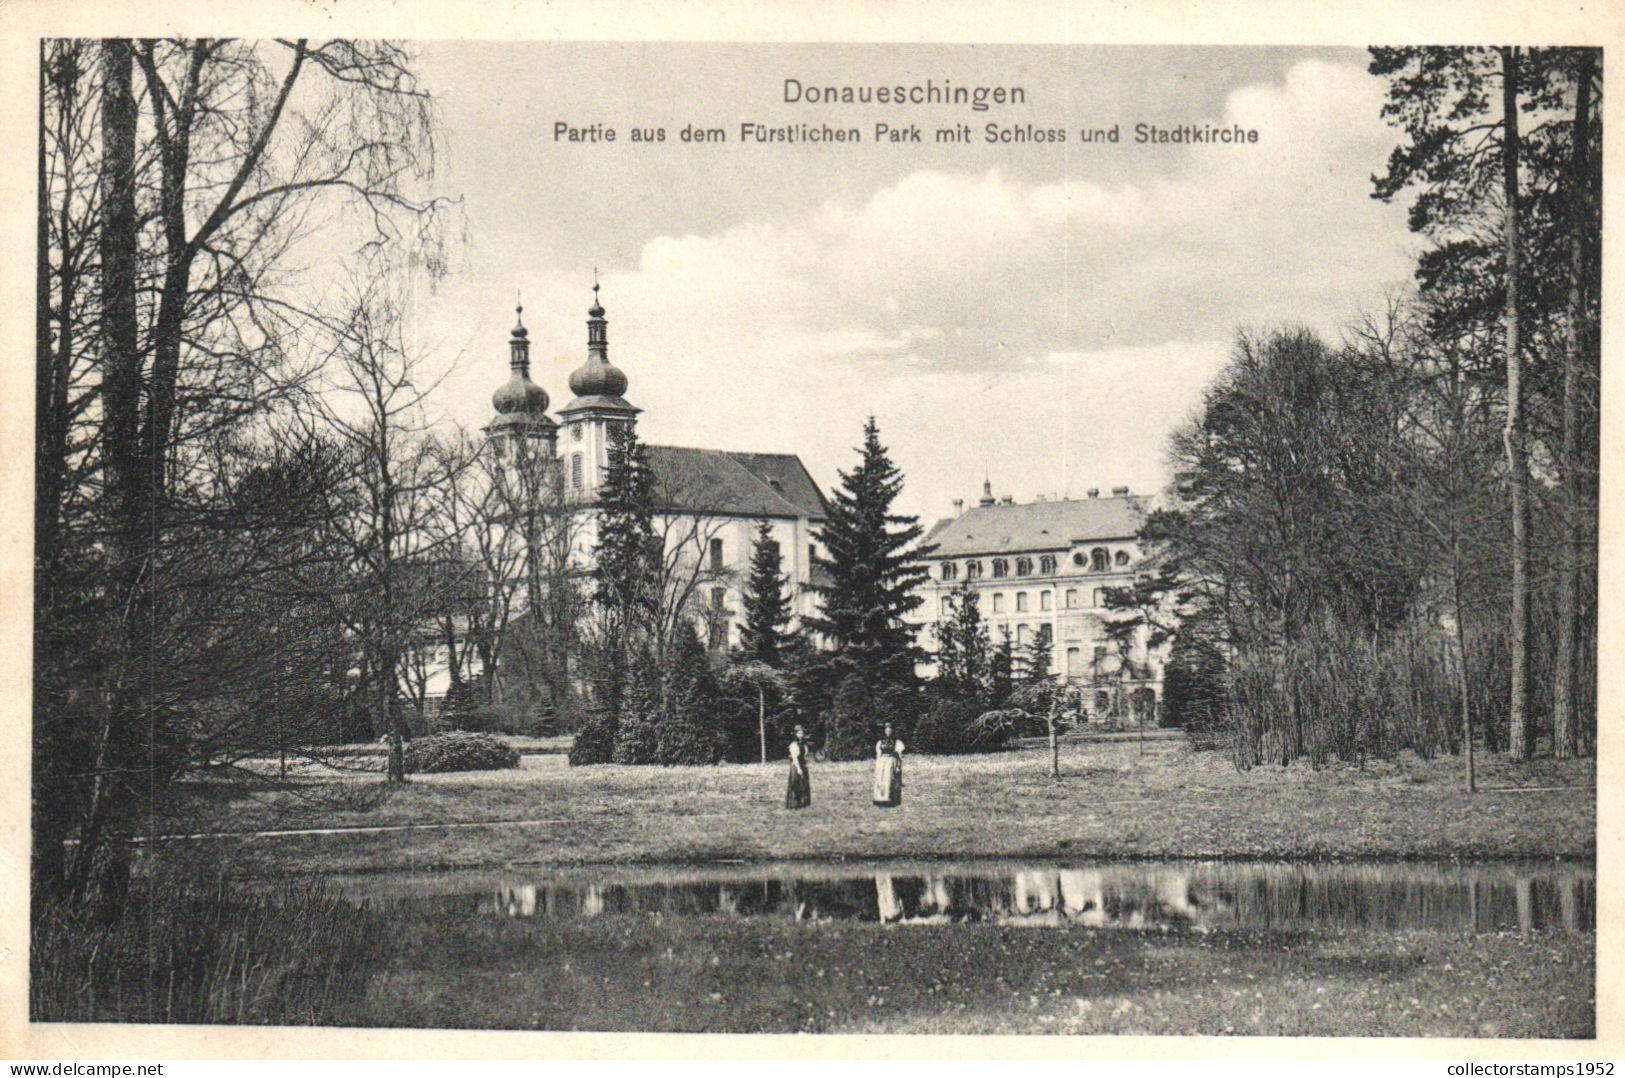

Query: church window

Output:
[709, 537, 724, 572]
[1015, 556, 1032, 576]
[941, 562, 958, 581]
[571, 453, 584, 489]
[991, 558, 1009, 578]
[1040, 591, 1052, 611]
[1016, 592, 1029, 612]
[1091, 548, 1110, 572]
[1039, 555, 1056, 574]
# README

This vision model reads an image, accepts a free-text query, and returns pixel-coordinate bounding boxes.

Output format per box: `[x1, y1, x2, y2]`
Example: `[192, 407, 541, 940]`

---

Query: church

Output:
[483, 285, 830, 651]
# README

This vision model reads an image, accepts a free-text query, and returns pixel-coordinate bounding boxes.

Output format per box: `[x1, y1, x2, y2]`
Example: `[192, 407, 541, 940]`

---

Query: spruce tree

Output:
[589, 420, 656, 730]
[990, 627, 1015, 708]
[737, 519, 791, 667]
[933, 583, 991, 708]
[806, 417, 935, 689]
[655, 622, 726, 765]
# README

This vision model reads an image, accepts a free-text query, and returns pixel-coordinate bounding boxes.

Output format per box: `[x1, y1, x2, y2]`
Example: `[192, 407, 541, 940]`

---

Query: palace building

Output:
[908, 481, 1167, 725]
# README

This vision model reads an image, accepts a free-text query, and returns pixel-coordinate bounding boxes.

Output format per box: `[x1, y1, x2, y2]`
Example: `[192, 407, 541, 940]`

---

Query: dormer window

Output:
[1091, 548, 1110, 572]
[941, 562, 958, 582]
[1015, 557, 1033, 576]
[1039, 555, 1056, 574]
[966, 561, 982, 580]
[991, 558, 1009, 578]
[1115, 550, 1131, 567]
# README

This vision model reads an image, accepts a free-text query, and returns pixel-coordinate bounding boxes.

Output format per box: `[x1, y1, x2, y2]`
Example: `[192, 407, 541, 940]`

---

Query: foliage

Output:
[402, 731, 520, 774]
[31, 872, 389, 1024]
[931, 584, 994, 710]
[611, 626, 726, 766]
[567, 706, 618, 766]
[806, 418, 934, 693]
[822, 674, 875, 761]
[914, 697, 994, 755]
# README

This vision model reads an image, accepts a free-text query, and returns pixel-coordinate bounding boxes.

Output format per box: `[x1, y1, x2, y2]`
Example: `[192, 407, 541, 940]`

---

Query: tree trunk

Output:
[73, 39, 146, 897]
[1500, 47, 1531, 761]
[1553, 51, 1595, 760]
[1452, 544, 1476, 793]
[758, 685, 767, 765]
[1049, 707, 1060, 779]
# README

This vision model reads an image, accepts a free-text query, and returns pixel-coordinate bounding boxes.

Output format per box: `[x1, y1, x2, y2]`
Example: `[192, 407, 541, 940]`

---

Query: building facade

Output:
[484, 286, 829, 653]
[909, 481, 1166, 724]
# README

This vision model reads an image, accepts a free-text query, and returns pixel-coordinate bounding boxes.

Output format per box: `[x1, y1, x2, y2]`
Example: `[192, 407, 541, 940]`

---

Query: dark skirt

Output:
[786, 764, 811, 809]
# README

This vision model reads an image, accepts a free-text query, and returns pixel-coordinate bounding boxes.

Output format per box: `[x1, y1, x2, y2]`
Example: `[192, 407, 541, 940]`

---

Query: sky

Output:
[394, 43, 1420, 524]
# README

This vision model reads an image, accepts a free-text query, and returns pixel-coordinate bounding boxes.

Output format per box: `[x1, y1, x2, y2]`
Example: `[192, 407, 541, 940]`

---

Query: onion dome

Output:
[487, 304, 556, 438]
[566, 281, 630, 399]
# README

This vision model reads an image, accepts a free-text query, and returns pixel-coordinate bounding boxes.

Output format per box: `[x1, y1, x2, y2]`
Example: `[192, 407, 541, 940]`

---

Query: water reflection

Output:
[460, 861, 1594, 934]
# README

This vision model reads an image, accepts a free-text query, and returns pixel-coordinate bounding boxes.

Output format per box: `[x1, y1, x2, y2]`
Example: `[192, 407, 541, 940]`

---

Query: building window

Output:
[1017, 624, 1030, 647]
[1039, 555, 1056, 574]
[709, 537, 724, 572]
[1115, 550, 1131, 567]
[1091, 547, 1110, 572]
[966, 561, 982, 580]
[1093, 643, 1108, 666]
[1066, 647, 1083, 678]
[1094, 690, 1112, 716]
[941, 562, 958, 581]
[1065, 588, 1078, 609]
[1072, 551, 1086, 567]
[991, 558, 1009, 578]
[571, 453, 584, 489]
[809, 544, 817, 567]
[1040, 591, 1052, 611]
[1015, 557, 1032, 576]
[1015, 592, 1029, 613]
[941, 595, 953, 616]
[992, 593, 1004, 613]
[1094, 588, 1109, 608]
[1037, 624, 1052, 645]
[572, 423, 583, 441]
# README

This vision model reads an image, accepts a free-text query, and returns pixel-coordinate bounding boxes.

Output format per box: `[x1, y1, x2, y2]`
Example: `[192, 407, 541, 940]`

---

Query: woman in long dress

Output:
[872, 723, 904, 807]
[785, 725, 811, 809]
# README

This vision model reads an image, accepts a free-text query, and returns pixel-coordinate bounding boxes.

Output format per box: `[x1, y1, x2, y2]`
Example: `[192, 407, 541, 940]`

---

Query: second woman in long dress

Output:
[872, 723, 904, 807]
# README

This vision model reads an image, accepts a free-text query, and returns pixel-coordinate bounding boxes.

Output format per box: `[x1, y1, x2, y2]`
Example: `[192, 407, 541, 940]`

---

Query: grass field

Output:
[159, 739, 1595, 875]
[347, 909, 1593, 1036]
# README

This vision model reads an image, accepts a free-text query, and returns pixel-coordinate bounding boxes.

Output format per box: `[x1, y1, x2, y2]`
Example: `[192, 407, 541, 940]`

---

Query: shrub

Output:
[912, 697, 982, 754]
[568, 707, 617, 765]
[400, 731, 519, 774]
[822, 674, 873, 760]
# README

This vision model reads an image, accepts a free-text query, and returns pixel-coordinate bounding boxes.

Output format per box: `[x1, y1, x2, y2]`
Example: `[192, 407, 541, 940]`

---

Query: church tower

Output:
[558, 282, 639, 500]
[484, 304, 559, 481]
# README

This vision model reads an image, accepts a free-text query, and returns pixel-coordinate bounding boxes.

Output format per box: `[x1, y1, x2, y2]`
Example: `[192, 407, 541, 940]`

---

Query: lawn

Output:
[345, 909, 1593, 1036]
[157, 738, 1595, 875]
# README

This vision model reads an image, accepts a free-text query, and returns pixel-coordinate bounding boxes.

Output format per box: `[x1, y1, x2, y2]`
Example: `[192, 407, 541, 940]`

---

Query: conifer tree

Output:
[589, 419, 656, 728]
[806, 417, 935, 689]
[933, 583, 992, 708]
[737, 519, 791, 667]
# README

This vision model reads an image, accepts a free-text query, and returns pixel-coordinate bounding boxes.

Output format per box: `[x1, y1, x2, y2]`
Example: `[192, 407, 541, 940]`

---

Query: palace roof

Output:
[923, 494, 1149, 557]
[646, 445, 828, 521]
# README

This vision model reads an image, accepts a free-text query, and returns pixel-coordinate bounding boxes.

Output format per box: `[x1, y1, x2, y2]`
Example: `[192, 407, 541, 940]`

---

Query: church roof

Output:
[923, 494, 1150, 557]
[646, 445, 827, 520]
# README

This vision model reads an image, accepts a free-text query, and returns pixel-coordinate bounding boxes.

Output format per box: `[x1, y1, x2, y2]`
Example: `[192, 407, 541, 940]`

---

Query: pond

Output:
[327, 858, 1593, 934]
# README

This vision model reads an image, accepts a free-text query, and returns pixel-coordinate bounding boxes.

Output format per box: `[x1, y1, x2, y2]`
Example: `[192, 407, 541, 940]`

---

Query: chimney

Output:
[1112, 485, 1130, 497]
[1086, 488, 1099, 499]
[1034, 494, 1047, 503]
[999, 495, 1014, 505]
[952, 498, 964, 516]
